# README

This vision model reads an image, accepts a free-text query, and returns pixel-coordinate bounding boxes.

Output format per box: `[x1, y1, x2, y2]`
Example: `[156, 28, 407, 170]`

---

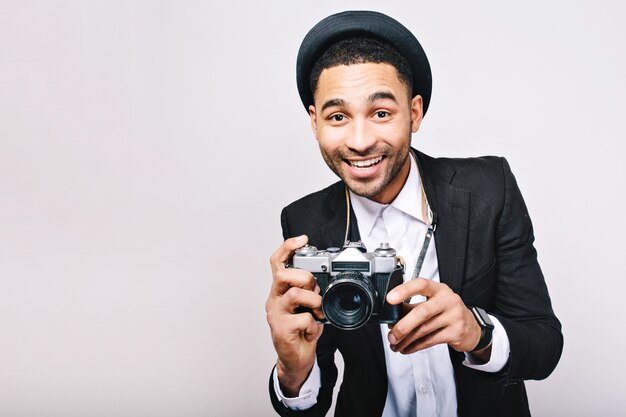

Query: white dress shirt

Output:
[274, 154, 511, 416]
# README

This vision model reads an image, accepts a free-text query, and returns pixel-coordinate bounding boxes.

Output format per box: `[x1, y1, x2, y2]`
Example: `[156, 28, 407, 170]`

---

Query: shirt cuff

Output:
[272, 358, 321, 410]
[463, 315, 510, 373]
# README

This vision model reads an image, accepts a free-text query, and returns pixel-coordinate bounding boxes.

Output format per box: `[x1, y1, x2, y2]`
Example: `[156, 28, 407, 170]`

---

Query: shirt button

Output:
[420, 386, 428, 393]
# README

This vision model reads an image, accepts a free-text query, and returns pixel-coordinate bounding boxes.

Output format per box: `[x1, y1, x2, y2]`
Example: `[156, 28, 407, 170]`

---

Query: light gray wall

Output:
[1, 1, 624, 416]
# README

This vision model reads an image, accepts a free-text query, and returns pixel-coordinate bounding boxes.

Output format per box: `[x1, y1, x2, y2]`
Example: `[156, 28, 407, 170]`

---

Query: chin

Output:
[344, 178, 386, 199]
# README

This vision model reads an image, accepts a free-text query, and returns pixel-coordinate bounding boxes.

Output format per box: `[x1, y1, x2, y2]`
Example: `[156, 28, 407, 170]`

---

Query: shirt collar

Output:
[350, 153, 430, 238]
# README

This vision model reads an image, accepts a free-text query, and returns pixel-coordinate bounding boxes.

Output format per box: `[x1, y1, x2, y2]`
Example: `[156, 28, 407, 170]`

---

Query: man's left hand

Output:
[385, 278, 486, 356]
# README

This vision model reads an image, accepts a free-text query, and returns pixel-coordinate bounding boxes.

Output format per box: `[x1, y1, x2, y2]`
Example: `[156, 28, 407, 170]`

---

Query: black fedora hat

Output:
[296, 10, 432, 114]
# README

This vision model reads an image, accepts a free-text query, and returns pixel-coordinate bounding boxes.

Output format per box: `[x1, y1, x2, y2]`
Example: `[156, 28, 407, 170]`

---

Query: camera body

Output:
[293, 241, 404, 330]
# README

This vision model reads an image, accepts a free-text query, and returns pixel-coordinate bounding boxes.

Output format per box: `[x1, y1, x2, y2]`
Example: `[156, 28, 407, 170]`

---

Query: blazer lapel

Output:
[317, 184, 351, 248]
[415, 150, 470, 294]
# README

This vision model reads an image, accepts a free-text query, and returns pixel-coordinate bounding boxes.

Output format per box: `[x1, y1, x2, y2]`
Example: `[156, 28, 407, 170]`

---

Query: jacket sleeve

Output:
[268, 208, 340, 417]
[491, 158, 563, 388]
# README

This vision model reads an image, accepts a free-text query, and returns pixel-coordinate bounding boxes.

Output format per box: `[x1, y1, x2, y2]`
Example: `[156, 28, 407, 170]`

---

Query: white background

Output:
[1, 1, 624, 416]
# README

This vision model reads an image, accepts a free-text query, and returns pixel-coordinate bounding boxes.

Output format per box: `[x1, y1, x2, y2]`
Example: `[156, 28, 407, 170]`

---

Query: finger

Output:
[389, 293, 472, 353]
[386, 278, 440, 305]
[296, 313, 323, 344]
[267, 276, 320, 317]
[396, 313, 473, 354]
[270, 235, 308, 273]
[387, 299, 443, 346]
[286, 312, 323, 342]
[278, 286, 323, 315]
[271, 267, 317, 296]
[390, 311, 447, 352]
[395, 327, 448, 354]
[388, 284, 458, 345]
[304, 323, 324, 343]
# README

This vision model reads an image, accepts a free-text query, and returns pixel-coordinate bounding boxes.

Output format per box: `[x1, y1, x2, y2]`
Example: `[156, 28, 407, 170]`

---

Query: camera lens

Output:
[323, 272, 375, 330]
[338, 292, 362, 311]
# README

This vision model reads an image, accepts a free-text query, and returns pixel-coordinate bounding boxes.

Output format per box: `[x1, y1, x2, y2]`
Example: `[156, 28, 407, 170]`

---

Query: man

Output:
[265, 10, 562, 417]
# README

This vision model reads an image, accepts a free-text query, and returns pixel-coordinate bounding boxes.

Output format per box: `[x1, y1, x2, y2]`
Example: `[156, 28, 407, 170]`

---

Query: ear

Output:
[309, 105, 318, 138]
[410, 95, 424, 133]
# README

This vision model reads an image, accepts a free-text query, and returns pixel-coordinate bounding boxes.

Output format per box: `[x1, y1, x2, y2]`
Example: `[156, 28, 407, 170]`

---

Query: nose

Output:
[345, 118, 376, 154]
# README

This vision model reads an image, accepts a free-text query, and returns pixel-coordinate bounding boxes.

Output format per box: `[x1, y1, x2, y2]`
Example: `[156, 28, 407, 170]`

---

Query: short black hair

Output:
[309, 37, 413, 100]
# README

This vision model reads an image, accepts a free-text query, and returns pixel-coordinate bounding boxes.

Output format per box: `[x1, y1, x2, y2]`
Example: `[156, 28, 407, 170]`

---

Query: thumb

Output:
[304, 323, 323, 343]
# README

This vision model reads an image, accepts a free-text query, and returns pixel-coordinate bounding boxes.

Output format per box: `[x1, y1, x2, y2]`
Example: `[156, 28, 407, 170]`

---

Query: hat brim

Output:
[296, 10, 432, 114]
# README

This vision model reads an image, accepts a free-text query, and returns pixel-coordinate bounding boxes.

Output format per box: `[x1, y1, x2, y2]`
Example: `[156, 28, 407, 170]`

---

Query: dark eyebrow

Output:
[368, 91, 397, 103]
[321, 98, 345, 112]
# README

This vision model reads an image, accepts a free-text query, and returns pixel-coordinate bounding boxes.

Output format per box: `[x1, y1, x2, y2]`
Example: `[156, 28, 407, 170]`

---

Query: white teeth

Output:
[350, 156, 383, 168]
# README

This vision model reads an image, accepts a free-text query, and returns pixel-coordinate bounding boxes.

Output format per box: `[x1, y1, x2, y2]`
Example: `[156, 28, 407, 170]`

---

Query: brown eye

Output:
[376, 111, 389, 118]
[332, 114, 344, 122]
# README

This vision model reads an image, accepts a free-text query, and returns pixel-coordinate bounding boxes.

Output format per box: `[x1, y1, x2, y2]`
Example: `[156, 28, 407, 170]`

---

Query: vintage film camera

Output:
[292, 241, 404, 330]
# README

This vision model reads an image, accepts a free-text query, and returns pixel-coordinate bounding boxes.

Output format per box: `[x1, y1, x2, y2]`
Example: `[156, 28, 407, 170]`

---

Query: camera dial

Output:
[374, 243, 396, 257]
[295, 245, 318, 257]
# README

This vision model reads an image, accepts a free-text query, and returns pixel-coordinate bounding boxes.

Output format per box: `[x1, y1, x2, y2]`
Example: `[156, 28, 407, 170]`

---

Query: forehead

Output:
[314, 62, 409, 104]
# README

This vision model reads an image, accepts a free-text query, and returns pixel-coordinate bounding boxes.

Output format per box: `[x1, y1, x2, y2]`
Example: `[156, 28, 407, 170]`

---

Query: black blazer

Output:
[270, 150, 563, 417]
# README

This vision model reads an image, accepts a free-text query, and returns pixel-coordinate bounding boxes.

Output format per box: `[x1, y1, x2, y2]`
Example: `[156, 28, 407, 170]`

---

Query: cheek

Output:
[316, 126, 345, 150]
[376, 123, 409, 146]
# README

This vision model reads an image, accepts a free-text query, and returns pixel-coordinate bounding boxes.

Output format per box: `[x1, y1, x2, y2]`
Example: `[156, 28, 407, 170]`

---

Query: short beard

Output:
[319, 143, 410, 199]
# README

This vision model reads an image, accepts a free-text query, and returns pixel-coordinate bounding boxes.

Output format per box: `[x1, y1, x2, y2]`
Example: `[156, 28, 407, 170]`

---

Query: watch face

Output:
[473, 307, 494, 329]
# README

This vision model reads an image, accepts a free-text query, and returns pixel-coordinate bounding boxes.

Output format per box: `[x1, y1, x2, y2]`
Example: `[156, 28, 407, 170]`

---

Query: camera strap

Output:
[411, 181, 437, 279]
[344, 186, 351, 244]
[411, 222, 435, 280]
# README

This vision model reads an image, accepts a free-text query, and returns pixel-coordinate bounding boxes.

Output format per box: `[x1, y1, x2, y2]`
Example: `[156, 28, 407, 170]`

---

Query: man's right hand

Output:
[266, 235, 325, 397]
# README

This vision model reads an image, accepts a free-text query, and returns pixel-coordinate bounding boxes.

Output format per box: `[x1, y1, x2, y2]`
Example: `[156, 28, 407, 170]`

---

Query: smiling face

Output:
[309, 62, 423, 204]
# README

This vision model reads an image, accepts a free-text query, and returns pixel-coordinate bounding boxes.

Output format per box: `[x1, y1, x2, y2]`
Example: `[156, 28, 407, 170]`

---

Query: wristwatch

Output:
[470, 307, 495, 352]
